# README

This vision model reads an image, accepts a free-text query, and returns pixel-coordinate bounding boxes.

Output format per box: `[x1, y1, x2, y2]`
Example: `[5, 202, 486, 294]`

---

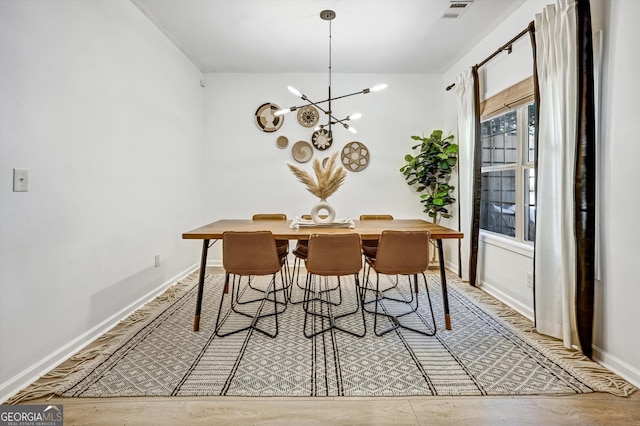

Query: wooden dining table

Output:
[182, 219, 463, 332]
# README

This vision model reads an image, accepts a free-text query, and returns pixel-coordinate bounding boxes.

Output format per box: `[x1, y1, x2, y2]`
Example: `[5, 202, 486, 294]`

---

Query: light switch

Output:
[13, 169, 29, 192]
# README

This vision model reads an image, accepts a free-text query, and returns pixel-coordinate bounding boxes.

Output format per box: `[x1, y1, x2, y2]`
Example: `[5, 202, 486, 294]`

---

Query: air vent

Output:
[442, 0, 473, 19]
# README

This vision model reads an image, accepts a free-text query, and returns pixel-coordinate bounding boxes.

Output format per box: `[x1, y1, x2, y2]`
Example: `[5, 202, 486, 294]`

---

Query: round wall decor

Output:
[341, 141, 369, 172]
[292, 141, 313, 163]
[312, 129, 333, 150]
[297, 105, 320, 128]
[255, 102, 284, 132]
[276, 135, 289, 149]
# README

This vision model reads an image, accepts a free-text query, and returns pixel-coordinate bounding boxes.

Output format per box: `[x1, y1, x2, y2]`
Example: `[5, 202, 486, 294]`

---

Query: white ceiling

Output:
[132, 0, 525, 74]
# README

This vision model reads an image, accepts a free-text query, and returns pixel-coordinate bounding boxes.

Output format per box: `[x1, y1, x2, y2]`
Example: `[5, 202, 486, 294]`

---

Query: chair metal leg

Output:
[215, 271, 286, 338]
[362, 261, 409, 307]
[292, 258, 342, 306]
[303, 273, 366, 338]
[288, 256, 308, 304]
[371, 272, 436, 337]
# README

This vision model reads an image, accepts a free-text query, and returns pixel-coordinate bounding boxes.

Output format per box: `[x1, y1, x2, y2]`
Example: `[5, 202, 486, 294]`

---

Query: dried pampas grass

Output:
[287, 152, 346, 200]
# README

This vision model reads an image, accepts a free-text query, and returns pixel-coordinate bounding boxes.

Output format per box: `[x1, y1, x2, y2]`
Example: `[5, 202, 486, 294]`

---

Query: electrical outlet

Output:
[526, 272, 533, 288]
[13, 169, 29, 192]
[155, 254, 160, 268]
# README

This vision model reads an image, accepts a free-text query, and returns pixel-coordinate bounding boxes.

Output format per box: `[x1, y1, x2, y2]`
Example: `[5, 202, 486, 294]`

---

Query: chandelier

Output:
[275, 10, 387, 141]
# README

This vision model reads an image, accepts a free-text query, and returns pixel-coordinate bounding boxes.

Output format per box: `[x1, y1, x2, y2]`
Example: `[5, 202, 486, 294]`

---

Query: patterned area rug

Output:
[11, 271, 636, 401]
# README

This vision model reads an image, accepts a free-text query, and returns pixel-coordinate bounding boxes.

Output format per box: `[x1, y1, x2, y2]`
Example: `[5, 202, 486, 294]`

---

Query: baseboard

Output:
[477, 279, 534, 321]
[592, 344, 640, 389]
[0, 265, 199, 404]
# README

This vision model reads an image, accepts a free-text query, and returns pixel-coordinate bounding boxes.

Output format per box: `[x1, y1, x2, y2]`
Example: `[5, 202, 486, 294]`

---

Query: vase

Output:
[310, 199, 336, 224]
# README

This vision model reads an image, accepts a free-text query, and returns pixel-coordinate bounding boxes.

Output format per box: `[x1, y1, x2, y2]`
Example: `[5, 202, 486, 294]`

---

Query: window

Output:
[479, 103, 536, 242]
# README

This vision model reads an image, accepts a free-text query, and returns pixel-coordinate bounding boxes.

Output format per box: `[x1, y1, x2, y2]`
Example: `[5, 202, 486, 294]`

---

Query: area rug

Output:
[9, 271, 635, 402]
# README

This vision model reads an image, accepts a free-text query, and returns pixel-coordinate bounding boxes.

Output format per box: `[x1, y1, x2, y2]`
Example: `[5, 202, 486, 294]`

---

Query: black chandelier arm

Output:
[281, 98, 345, 127]
[286, 88, 371, 110]
[280, 87, 374, 120]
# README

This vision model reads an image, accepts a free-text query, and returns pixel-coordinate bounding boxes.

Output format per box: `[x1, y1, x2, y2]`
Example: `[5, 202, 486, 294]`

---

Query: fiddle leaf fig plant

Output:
[400, 130, 458, 223]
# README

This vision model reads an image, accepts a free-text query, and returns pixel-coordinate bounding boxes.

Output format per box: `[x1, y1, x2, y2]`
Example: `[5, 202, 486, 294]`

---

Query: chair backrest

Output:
[359, 214, 394, 220]
[223, 231, 281, 275]
[373, 230, 431, 275]
[252, 214, 287, 221]
[306, 233, 362, 276]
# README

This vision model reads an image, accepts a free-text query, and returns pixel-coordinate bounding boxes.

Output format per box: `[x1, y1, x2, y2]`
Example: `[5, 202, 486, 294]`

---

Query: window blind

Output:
[480, 76, 534, 120]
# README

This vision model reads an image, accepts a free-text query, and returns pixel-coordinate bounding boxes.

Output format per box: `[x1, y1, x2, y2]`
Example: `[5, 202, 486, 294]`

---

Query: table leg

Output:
[437, 239, 452, 330]
[193, 239, 210, 332]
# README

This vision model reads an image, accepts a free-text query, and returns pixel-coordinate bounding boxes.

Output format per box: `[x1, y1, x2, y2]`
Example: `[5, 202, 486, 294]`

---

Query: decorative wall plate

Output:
[312, 129, 333, 150]
[255, 102, 284, 132]
[297, 105, 320, 128]
[292, 141, 313, 163]
[341, 141, 369, 172]
[276, 135, 289, 149]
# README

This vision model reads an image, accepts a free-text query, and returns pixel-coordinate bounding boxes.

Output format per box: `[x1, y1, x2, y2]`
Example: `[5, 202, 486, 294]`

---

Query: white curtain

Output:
[455, 69, 476, 281]
[534, 0, 580, 349]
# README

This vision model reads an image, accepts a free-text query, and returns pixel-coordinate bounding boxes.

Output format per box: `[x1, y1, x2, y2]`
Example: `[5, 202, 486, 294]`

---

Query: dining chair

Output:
[215, 231, 287, 338]
[252, 213, 290, 295]
[359, 214, 394, 259]
[362, 230, 436, 337]
[290, 214, 336, 304]
[303, 233, 366, 338]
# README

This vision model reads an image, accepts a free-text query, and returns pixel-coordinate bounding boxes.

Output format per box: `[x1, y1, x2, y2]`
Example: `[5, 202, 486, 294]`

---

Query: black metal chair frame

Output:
[215, 269, 287, 338]
[363, 269, 436, 337]
[302, 272, 365, 338]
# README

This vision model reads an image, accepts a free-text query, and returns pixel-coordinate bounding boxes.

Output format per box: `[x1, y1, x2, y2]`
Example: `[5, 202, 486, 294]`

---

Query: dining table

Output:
[182, 219, 464, 332]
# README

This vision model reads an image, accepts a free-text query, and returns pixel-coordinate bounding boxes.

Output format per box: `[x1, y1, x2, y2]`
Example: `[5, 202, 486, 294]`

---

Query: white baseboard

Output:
[0, 265, 199, 404]
[477, 279, 534, 321]
[592, 345, 640, 389]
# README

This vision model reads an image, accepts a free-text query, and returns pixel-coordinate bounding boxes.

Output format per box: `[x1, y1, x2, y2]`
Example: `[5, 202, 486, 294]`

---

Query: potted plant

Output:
[400, 130, 458, 223]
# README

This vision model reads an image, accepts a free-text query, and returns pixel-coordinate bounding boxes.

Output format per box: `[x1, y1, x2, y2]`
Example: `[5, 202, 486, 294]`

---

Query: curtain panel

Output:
[534, 0, 596, 357]
[454, 69, 477, 282]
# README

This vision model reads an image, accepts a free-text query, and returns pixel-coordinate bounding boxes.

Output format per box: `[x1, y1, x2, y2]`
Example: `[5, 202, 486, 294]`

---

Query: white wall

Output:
[443, 0, 640, 387]
[201, 72, 444, 264]
[0, 0, 205, 399]
[594, 0, 640, 388]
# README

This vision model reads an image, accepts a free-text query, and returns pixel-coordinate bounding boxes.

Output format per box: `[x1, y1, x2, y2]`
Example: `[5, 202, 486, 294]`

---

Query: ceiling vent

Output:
[442, 0, 474, 19]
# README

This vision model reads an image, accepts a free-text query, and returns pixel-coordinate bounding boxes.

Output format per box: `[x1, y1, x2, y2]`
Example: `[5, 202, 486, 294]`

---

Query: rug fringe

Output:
[4, 274, 200, 405]
[448, 277, 637, 397]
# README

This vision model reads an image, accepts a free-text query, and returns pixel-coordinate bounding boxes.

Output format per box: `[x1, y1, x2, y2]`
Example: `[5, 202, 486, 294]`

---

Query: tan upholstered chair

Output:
[215, 231, 287, 338]
[290, 214, 331, 303]
[252, 214, 290, 294]
[303, 233, 366, 338]
[251, 214, 289, 257]
[359, 214, 394, 259]
[363, 230, 436, 337]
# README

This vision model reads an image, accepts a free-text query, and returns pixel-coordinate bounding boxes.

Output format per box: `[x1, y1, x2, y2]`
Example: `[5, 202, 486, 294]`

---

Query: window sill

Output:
[479, 231, 534, 258]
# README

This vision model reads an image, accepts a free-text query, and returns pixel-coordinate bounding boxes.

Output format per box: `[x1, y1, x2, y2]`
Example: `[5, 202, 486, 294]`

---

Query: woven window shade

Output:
[480, 76, 534, 120]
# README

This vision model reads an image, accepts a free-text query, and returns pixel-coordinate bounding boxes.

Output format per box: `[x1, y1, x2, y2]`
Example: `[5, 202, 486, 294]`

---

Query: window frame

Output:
[479, 102, 535, 245]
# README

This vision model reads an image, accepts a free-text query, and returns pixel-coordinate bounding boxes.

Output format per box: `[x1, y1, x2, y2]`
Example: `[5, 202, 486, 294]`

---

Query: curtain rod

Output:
[445, 21, 534, 91]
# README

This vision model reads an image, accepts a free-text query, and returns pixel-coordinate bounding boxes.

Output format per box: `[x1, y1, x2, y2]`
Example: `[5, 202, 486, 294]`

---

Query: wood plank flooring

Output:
[22, 392, 640, 425]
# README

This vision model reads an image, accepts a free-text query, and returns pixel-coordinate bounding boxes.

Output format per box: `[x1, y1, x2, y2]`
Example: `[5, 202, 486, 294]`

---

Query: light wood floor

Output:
[23, 391, 640, 425]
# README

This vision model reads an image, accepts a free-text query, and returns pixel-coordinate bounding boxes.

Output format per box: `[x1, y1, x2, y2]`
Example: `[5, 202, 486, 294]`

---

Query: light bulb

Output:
[287, 86, 302, 98]
[348, 126, 358, 134]
[274, 109, 289, 116]
[370, 84, 388, 92]
[348, 113, 362, 121]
